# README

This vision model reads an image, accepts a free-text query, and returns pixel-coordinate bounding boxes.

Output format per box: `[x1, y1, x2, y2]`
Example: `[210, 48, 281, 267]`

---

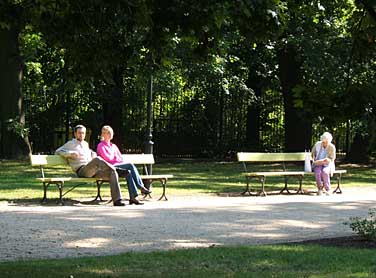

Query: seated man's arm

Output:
[55, 141, 78, 158]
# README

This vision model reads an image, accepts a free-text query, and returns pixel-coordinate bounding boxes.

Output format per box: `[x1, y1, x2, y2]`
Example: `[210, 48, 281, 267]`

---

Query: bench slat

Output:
[140, 174, 174, 179]
[244, 171, 305, 177]
[237, 152, 307, 162]
[122, 154, 155, 165]
[305, 170, 347, 175]
[30, 155, 68, 166]
[36, 177, 109, 182]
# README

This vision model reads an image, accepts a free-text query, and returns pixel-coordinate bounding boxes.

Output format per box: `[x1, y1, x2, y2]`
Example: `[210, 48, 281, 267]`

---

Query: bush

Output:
[346, 209, 376, 241]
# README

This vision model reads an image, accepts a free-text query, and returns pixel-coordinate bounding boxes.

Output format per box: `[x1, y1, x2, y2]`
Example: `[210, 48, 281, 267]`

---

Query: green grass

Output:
[0, 244, 375, 277]
[0, 159, 375, 202]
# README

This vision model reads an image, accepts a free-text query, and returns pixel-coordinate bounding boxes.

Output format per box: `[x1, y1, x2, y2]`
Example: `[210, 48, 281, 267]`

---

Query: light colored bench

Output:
[30, 154, 173, 204]
[237, 152, 347, 196]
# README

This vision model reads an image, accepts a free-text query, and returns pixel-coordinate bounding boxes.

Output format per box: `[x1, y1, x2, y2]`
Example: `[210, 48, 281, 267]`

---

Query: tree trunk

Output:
[246, 87, 261, 151]
[0, 27, 31, 158]
[347, 132, 370, 163]
[102, 66, 124, 148]
[278, 44, 312, 152]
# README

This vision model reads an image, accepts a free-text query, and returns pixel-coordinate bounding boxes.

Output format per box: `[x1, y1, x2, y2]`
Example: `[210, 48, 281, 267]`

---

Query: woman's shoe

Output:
[141, 187, 152, 195]
[129, 198, 144, 205]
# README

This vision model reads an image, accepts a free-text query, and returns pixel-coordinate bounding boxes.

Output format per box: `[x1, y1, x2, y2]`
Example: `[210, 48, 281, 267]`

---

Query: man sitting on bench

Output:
[55, 124, 127, 206]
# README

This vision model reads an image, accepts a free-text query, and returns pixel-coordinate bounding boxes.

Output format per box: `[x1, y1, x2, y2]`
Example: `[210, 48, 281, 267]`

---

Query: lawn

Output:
[0, 244, 375, 278]
[0, 158, 374, 202]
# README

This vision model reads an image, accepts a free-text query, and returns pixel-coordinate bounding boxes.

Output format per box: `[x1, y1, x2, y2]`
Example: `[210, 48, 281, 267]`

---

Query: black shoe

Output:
[113, 199, 126, 206]
[141, 187, 152, 195]
[116, 168, 129, 178]
[129, 198, 144, 205]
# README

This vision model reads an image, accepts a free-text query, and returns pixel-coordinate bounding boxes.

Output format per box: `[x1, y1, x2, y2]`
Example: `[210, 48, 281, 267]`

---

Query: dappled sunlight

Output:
[60, 216, 99, 221]
[91, 225, 113, 230]
[170, 239, 216, 249]
[45, 229, 69, 237]
[65, 237, 111, 248]
[276, 219, 327, 229]
[327, 204, 367, 210]
[100, 211, 146, 219]
[85, 269, 115, 276]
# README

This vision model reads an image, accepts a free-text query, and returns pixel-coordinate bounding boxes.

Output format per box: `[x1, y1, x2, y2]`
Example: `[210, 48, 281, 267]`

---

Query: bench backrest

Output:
[237, 152, 307, 162]
[30, 154, 155, 166]
[30, 154, 69, 166]
[122, 154, 155, 165]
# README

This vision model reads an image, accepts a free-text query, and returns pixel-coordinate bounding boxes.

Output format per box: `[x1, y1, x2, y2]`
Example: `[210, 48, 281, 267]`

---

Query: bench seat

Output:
[243, 171, 306, 177]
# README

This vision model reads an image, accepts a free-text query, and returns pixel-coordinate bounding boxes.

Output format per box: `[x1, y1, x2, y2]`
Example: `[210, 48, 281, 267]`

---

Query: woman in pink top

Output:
[97, 125, 151, 205]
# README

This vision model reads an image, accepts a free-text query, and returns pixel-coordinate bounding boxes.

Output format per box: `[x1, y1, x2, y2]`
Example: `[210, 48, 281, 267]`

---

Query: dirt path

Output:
[1, 187, 375, 262]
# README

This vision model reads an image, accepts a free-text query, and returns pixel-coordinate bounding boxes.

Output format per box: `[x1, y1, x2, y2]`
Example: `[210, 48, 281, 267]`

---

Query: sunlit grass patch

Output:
[0, 244, 375, 278]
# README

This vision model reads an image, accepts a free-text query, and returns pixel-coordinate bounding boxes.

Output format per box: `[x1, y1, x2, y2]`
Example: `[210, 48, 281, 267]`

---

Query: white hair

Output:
[320, 132, 333, 143]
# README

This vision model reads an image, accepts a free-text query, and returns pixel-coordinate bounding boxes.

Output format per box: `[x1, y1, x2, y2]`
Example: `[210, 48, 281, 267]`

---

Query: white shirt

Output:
[55, 138, 96, 171]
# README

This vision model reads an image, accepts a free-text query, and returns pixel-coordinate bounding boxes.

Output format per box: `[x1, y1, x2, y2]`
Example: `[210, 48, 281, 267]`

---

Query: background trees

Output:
[0, 0, 375, 161]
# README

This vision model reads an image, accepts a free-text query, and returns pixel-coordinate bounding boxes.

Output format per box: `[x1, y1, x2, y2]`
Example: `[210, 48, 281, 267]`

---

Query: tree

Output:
[0, 2, 32, 157]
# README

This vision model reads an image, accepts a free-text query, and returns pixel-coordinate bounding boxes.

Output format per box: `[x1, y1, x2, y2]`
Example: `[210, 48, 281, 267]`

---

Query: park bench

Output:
[237, 152, 347, 196]
[30, 154, 173, 204]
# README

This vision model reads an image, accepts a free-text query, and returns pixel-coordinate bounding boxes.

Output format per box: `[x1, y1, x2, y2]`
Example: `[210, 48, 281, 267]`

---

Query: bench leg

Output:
[296, 176, 304, 194]
[259, 177, 267, 197]
[41, 182, 48, 203]
[93, 180, 104, 201]
[158, 179, 168, 201]
[280, 176, 291, 194]
[56, 181, 64, 205]
[241, 177, 256, 196]
[333, 174, 342, 194]
[41, 181, 64, 205]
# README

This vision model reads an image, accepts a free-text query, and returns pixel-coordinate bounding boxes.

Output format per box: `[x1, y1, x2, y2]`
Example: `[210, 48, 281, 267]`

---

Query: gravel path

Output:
[1, 187, 375, 262]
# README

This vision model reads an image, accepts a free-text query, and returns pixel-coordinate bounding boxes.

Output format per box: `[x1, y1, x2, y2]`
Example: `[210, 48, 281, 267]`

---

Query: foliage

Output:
[1, 0, 376, 157]
[347, 209, 376, 241]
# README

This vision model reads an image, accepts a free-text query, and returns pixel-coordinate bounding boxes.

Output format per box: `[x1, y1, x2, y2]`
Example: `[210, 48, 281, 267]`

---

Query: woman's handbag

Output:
[304, 151, 312, 172]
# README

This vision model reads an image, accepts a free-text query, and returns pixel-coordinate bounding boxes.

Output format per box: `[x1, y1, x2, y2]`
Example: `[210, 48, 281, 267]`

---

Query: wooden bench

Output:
[237, 152, 347, 196]
[30, 154, 173, 204]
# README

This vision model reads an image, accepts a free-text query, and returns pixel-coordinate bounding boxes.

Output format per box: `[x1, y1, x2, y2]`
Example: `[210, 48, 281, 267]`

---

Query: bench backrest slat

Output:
[237, 152, 307, 162]
[30, 155, 69, 166]
[31, 154, 155, 166]
[122, 154, 155, 165]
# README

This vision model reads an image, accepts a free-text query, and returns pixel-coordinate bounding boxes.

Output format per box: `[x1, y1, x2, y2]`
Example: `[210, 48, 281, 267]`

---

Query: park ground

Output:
[0, 160, 375, 277]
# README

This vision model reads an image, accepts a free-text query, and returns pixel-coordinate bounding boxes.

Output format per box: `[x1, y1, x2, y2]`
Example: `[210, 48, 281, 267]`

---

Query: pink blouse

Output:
[97, 141, 123, 165]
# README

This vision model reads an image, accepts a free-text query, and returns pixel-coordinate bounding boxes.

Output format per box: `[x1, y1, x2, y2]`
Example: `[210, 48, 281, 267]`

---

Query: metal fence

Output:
[121, 85, 351, 157]
[27, 83, 352, 157]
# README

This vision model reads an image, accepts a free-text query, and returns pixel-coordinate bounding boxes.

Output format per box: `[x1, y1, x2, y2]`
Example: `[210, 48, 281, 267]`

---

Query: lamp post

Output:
[144, 73, 154, 188]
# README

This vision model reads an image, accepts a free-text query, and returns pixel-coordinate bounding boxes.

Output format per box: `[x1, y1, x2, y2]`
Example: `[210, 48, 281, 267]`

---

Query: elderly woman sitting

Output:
[311, 132, 336, 196]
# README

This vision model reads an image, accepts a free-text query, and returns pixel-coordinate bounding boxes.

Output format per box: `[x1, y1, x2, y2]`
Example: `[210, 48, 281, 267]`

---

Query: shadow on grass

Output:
[3, 197, 112, 207]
